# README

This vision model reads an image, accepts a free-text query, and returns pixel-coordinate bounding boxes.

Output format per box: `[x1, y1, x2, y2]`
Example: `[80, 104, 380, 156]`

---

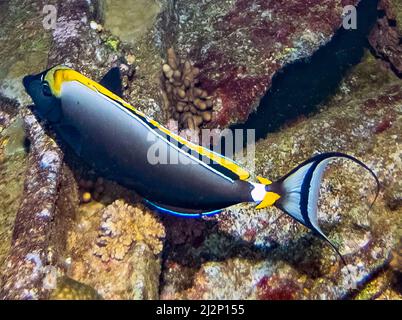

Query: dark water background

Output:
[227, 0, 379, 146]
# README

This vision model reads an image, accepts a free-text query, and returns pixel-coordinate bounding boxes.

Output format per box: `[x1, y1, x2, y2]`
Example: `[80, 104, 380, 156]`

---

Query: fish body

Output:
[23, 65, 380, 255]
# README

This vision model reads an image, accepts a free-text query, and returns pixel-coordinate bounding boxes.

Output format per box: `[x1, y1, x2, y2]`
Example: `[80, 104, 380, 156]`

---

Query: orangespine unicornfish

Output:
[23, 65, 380, 258]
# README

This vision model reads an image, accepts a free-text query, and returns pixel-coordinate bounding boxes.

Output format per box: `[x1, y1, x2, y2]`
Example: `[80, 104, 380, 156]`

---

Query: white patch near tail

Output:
[250, 183, 267, 202]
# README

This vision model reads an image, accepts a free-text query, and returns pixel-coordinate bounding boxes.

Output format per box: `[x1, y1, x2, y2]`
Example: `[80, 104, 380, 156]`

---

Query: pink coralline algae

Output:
[257, 275, 300, 300]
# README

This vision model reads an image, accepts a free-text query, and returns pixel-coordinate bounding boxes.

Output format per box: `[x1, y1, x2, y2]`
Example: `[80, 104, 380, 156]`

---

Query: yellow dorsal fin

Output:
[255, 192, 281, 209]
[257, 176, 272, 185]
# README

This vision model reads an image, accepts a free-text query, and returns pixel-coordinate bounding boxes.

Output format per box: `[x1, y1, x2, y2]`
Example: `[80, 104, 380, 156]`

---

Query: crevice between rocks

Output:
[230, 0, 380, 143]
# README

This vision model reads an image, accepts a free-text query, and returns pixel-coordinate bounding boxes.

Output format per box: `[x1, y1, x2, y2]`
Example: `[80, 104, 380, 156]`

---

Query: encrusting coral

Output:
[161, 48, 214, 131]
[65, 199, 165, 299]
[93, 200, 165, 262]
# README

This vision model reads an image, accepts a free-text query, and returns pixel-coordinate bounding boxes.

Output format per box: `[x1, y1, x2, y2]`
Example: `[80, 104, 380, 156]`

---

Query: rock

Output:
[0, 97, 28, 274]
[0, 0, 52, 104]
[354, 268, 400, 300]
[162, 258, 279, 300]
[0, 104, 78, 300]
[127, 242, 161, 300]
[369, 0, 402, 75]
[160, 52, 402, 300]
[66, 200, 165, 299]
[47, 0, 121, 80]
[100, 0, 162, 45]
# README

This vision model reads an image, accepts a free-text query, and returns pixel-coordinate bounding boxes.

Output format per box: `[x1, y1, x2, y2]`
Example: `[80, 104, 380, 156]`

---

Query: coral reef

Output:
[1, 0, 366, 129]
[369, 0, 402, 75]
[0, 0, 401, 300]
[161, 48, 214, 131]
[66, 200, 165, 299]
[0, 103, 78, 300]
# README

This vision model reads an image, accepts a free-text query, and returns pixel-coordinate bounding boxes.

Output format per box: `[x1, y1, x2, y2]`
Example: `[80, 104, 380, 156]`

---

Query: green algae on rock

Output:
[100, 0, 162, 45]
[50, 276, 102, 300]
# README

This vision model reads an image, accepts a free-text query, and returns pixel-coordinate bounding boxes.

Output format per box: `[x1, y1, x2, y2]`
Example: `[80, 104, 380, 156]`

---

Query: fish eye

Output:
[42, 82, 52, 97]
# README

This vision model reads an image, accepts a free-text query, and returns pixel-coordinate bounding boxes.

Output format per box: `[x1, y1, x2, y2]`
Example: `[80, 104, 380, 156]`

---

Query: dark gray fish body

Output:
[36, 75, 254, 213]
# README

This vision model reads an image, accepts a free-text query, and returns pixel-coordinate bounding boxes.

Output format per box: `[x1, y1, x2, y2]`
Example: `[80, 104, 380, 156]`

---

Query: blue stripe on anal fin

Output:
[143, 199, 222, 218]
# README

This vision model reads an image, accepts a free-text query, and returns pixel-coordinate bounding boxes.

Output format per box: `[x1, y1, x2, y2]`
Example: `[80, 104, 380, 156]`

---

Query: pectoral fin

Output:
[57, 125, 83, 156]
[100, 67, 123, 98]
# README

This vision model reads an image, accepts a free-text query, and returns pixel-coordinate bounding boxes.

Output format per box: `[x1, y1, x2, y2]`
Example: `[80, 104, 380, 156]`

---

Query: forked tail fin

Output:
[271, 152, 380, 264]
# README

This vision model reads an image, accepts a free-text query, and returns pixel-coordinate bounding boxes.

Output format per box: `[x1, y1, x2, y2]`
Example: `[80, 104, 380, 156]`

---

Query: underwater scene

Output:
[0, 0, 401, 301]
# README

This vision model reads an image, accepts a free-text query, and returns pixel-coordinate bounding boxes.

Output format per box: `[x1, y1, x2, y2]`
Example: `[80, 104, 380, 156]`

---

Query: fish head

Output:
[23, 66, 62, 123]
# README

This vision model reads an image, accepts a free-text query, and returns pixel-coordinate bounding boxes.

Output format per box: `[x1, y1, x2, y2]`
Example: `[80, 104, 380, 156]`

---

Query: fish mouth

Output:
[23, 73, 43, 96]
[22, 70, 62, 123]
[23, 74, 36, 90]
